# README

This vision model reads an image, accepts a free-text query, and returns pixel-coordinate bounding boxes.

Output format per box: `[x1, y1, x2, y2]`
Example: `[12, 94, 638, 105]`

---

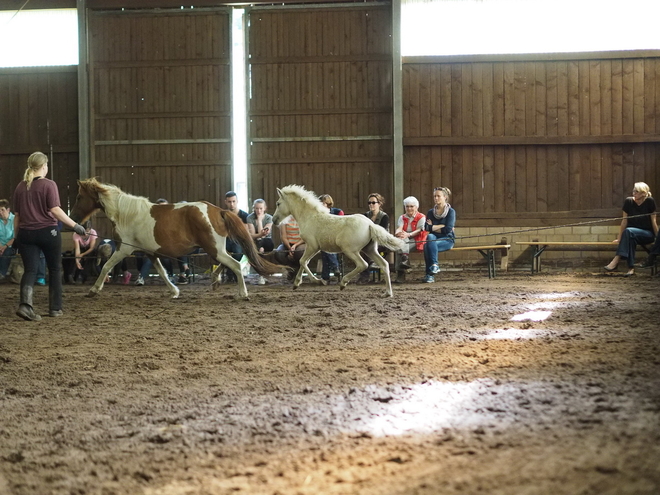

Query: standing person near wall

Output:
[604, 182, 657, 276]
[0, 199, 16, 281]
[422, 187, 456, 283]
[12, 151, 86, 321]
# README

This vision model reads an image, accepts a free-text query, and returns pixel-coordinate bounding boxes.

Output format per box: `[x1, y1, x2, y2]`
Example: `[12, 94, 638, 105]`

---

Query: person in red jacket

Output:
[395, 196, 427, 271]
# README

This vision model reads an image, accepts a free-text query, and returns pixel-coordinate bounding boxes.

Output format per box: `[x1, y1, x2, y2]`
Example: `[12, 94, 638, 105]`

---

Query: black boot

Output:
[16, 285, 41, 321]
[639, 255, 657, 268]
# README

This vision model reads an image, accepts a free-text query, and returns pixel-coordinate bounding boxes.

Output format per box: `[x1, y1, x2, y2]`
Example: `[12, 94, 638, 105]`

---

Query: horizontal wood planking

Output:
[89, 9, 231, 205]
[403, 58, 660, 140]
[403, 56, 660, 224]
[403, 143, 659, 218]
[94, 164, 231, 206]
[403, 58, 660, 139]
[0, 68, 79, 206]
[247, 6, 394, 216]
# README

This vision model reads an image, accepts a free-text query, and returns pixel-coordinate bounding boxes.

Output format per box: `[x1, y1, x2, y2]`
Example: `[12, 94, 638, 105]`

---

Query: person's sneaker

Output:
[36, 278, 46, 286]
[135, 275, 145, 286]
[177, 274, 189, 285]
[638, 256, 657, 268]
[16, 304, 41, 321]
[48, 310, 63, 317]
[423, 274, 435, 283]
[122, 271, 132, 285]
[429, 264, 441, 274]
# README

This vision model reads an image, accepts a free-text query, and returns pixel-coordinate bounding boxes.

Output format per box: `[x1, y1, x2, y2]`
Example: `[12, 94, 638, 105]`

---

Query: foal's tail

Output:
[369, 223, 406, 252]
[221, 210, 285, 276]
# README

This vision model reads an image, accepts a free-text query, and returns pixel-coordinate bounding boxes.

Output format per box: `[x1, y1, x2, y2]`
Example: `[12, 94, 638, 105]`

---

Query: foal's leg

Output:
[151, 257, 181, 299]
[338, 250, 369, 290]
[87, 248, 131, 297]
[212, 249, 249, 300]
[363, 243, 394, 298]
[294, 248, 321, 288]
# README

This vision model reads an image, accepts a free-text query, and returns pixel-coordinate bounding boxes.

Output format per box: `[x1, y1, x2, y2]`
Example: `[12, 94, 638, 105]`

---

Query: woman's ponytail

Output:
[24, 151, 48, 190]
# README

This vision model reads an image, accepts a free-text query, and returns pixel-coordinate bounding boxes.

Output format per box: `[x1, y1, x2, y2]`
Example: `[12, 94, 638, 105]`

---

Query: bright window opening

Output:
[0, 9, 78, 67]
[402, 0, 660, 57]
[232, 8, 248, 212]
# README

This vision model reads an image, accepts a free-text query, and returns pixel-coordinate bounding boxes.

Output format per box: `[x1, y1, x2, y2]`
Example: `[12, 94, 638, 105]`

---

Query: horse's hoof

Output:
[320, 279, 328, 286]
[293, 285, 299, 290]
[86, 290, 99, 298]
[339, 285, 346, 291]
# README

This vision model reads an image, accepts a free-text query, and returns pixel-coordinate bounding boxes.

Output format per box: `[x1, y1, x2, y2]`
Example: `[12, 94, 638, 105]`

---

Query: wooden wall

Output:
[402, 55, 660, 225]
[247, 5, 393, 214]
[0, 67, 79, 210]
[88, 9, 232, 205]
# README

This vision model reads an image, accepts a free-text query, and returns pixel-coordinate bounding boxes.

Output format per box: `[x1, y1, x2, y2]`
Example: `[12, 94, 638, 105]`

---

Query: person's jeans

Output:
[17, 226, 62, 311]
[225, 239, 243, 280]
[615, 227, 655, 267]
[423, 233, 454, 275]
[0, 246, 15, 276]
[322, 252, 339, 280]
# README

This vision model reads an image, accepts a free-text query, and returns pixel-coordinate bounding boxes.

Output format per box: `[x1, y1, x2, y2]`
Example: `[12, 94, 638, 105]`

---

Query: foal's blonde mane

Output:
[280, 184, 327, 214]
[80, 178, 153, 225]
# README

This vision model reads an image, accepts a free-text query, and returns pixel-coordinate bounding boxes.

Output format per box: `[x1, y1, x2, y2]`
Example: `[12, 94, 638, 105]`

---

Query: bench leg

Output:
[477, 249, 496, 279]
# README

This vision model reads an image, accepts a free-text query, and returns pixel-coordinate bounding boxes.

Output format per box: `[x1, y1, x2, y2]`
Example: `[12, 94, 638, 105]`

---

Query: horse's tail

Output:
[220, 210, 285, 276]
[369, 223, 406, 252]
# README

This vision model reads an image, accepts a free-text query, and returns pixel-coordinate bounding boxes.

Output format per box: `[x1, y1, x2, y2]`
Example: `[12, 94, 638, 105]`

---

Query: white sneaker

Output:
[135, 275, 145, 286]
[257, 276, 267, 285]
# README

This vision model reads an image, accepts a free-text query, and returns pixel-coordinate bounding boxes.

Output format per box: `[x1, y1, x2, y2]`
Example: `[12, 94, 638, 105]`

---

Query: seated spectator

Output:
[395, 196, 427, 272]
[423, 187, 456, 283]
[247, 198, 274, 253]
[605, 182, 657, 276]
[71, 220, 99, 284]
[360, 192, 391, 283]
[0, 199, 16, 281]
[96, 238, 132, 284]
[223, 191, 249, 283]
[275, 215, 306, 279]
[319, 194, 343, 282]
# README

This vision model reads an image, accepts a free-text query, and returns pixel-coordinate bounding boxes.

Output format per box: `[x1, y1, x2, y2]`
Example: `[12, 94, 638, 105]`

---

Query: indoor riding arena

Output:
[1, 2, 659, 495]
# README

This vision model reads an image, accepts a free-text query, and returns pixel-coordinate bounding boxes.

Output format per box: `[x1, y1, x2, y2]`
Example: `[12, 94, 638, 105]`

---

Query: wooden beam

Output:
[404, 50, 660, 65]
[404, 134, 660, 147]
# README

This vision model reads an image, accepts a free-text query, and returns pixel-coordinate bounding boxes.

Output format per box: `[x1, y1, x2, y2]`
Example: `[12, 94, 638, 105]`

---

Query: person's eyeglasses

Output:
[368, 201, 379, 205]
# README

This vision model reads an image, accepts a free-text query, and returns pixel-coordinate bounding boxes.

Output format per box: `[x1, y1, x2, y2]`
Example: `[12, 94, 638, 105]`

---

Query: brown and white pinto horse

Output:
[70, 178, 282, 299]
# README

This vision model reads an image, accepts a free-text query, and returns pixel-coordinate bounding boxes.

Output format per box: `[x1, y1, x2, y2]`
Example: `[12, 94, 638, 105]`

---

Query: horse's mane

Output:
[280, 184, 327, 214]
[80, 178, 153, 224]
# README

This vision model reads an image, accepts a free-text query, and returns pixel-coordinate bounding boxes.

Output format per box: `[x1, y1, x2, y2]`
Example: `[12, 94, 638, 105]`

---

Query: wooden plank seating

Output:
[403, 242, 511, 279]
[516, 241, 654, 274]
[449, 244, 511, 279]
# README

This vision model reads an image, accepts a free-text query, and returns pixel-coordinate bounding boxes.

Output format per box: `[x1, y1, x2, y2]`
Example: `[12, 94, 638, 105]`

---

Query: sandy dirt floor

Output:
[1, 269, 659, 495]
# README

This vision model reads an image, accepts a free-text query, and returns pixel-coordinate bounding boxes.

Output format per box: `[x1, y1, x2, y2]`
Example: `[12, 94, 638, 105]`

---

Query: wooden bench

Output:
[403, 242, 511, 279]
[449, 244, 511, 278]
[516, 241, 653, 274]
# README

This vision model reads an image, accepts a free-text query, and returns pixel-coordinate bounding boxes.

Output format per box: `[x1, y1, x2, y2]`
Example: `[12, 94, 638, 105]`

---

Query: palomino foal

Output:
[272, 185, 405, 297]
[70, 178, 281, 299]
